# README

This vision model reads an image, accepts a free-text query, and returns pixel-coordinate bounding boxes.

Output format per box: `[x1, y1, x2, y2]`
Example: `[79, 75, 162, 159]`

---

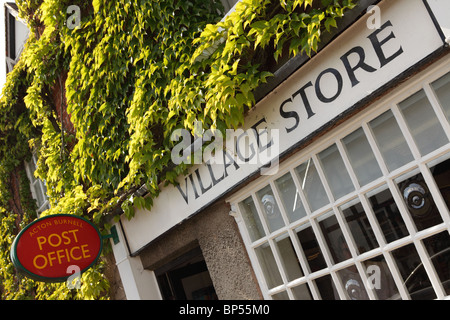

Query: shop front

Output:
[109, 0, 450, 300]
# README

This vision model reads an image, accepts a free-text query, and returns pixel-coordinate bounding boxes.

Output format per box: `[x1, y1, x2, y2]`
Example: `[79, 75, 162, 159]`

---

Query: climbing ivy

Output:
[0, 0, 356, 299]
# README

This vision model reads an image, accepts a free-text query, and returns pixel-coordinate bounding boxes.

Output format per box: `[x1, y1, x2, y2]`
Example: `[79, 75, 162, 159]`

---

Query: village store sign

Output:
[121, 0, 447, 254]
[11, 214, 104, 282]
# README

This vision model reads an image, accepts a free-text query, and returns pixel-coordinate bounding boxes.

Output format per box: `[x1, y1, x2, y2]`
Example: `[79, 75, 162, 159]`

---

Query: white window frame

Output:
[24, 153, 50, 214]
[227, 55, 450, 300]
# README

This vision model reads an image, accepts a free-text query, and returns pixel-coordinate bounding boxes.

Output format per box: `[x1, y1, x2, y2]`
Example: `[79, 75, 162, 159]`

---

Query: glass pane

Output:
[295, 159, 329, 212]
[318, 144, 355, 199]
[392, 243, 436, 300]
[429, 156, 450, 212]
[275, 234, 303, 281]
[275, 173, 307, 222]
[399, 90, 448, 156]
[396, 170, 443, 231]
[317, 211, 348, 264]
[338, 265, 370, 300]
[369, 110, 414, 172]
[271, 291, 289, 300]
[314, 274, 339, 300]
[239, 196, 265, 242]
[431, 71, 450, 122]
[256, 185, 285, 232]
[292, 283, 313, 300]
[422, 232, 450, 296]
[342, 128, 383, 186]
[254, 243, 283, 289]
[363, 256, 400, 300]
[367, 185, 409, 243]
[340, 199, 378, 254]
[295, 224, 327, 273]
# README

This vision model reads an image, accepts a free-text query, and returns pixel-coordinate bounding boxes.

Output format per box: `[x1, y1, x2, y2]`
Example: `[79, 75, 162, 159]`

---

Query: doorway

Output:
[155, 246, 218, 300]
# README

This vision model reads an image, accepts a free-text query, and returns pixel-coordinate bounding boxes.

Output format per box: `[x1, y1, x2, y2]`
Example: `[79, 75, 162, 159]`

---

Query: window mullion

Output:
[423, 83, 450, 141]
[382, 251, 411, 300]
[391, 103, 422, 161]
[251, 193, 271, 237]
[335, 139, 361, 190]
[418, 162, 450, 225]
[269, 181, 291, 227]
[413, 239, 446, 299]
[362, 123, 390, 176]
[311, 154, 335, 204]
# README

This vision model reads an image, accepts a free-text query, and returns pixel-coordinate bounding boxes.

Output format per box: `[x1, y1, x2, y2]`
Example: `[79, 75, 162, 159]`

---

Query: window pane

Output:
[317, 211, 348, 264]
[338, 265, 370, 300]
[318, 144, 354, 200]
[431, 71, 450, 122]
[275, 234, 303, 281]
[369, 110, 414, 172]
[295, 159, 329, 212]
[340, 199, 378, 254]
[292, 283, 313, 300]
[392, 243, 436, 300]
[295, 224, 327, 273]
[367, 185, 409, 243]
[429, 156, 450, 211]
[342, 128, 383, 186]
[314, 274, 339, 300]
[275, 173, 307, 222]
[239, 196, 265, 242]
[271, 291, 289, 300]
[363, 256, 400, 300]
[399, 90, 448, 156]
[422, 232, 450, 296]
[396, 170, 443, 231]
[256, 185, 285, 232]
[254, 243, 283, 289]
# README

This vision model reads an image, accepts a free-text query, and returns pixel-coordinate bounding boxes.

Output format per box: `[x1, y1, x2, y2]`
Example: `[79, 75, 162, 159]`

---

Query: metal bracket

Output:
[103, 225, 119, 245]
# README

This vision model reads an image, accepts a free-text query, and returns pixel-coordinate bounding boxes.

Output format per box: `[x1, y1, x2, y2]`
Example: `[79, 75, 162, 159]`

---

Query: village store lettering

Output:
[279, 20, 403, 133]
[11, 214, 103, 282]
[175, 21, 404, 204]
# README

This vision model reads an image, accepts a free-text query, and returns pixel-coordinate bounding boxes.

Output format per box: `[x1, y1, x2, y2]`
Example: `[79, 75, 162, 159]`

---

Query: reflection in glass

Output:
[340, 199, 378, 254]
[315, 274, 339, 300]
[342, 128, 383, 186]
[239, 196, 265, 242]
[399, 89, 448, 156]
[254, 243, 283, 289]
[275, 173, 307, 222]
[295, 224, 327, 273]
[367, 185, 409, 243]
[271, 291, 289, 300]
[256, 185, 285, 233]
[369, 110, 414, 172]
[275, 234, 303, 281]
[396, 170, 443, 231]
[292, 283, 313, 300]
[392, 243, 436, 300]
[338, 265, 369, 300]
[423, 232, 450, 296]
[429, 157, 450, 211]
[431, 71, 450, 122]
[295, 160, 329, 212]
[363, 256, 399, 300]
[317, 212, 348, 264]
[318, 144, 355, 199]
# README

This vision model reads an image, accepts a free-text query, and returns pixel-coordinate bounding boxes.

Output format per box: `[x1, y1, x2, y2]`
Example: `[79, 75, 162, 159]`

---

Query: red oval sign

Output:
[11, 214, 103, 282]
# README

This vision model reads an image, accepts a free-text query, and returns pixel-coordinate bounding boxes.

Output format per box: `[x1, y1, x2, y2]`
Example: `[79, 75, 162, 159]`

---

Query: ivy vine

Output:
[0, 0, 356, 299]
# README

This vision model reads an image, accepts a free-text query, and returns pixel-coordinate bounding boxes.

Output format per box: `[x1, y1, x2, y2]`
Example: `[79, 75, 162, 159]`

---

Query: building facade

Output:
[110, 0, 450, 300]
